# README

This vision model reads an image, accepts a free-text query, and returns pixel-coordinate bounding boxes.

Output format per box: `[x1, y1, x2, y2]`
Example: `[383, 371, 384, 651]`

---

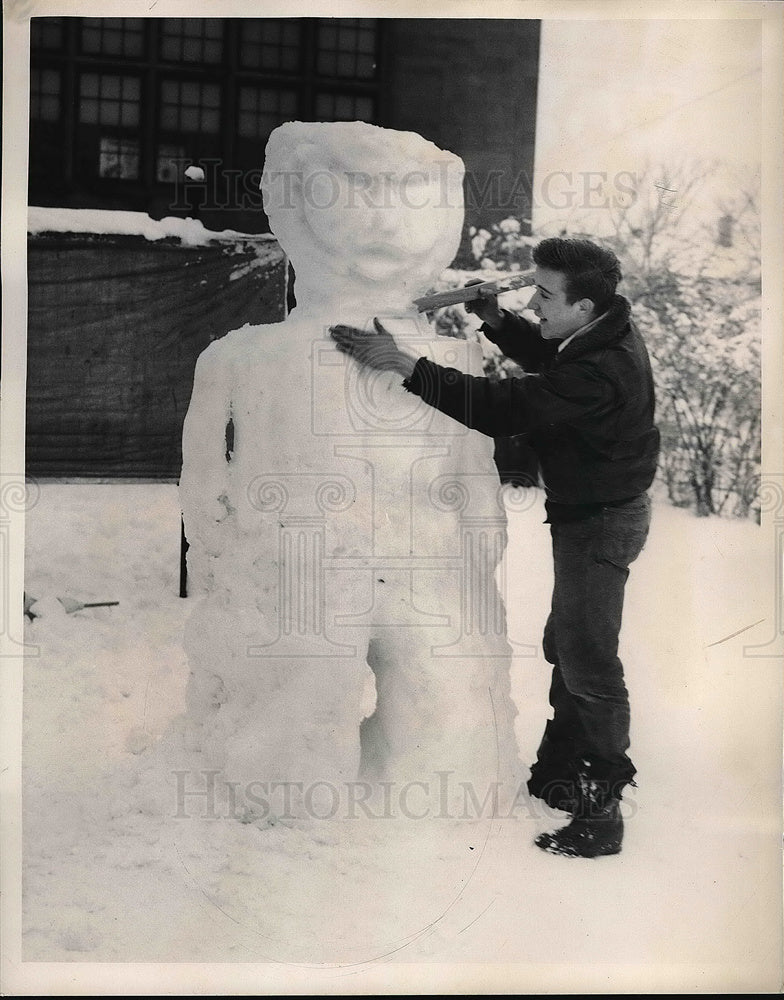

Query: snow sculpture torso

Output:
[180, 122, 522, 818]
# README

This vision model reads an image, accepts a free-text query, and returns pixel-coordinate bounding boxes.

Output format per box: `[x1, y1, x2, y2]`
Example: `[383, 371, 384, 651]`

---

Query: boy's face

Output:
[528, 267, 595, 341]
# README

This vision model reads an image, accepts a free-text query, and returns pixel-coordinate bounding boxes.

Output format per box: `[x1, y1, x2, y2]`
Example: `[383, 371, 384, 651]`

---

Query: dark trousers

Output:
[528, 493, 652, 805]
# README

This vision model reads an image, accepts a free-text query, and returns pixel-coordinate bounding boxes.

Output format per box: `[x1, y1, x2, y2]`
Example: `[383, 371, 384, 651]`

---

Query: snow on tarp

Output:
[26, 208, 287, 479]
[27, 206, 279, 248]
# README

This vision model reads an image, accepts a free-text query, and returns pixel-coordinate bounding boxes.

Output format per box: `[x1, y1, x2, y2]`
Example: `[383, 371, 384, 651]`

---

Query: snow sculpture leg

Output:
[180, 121, 523, 820]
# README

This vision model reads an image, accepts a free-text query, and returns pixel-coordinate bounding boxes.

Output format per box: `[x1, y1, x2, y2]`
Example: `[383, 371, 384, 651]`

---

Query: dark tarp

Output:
[26, 230, 286, 478]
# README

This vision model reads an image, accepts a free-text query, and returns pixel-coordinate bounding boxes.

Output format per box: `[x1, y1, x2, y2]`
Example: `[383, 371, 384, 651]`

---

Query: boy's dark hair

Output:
[532, 238, 622, 312]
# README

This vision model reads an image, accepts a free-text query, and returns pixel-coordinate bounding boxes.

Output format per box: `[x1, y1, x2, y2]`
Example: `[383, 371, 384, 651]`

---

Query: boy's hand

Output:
[463, 279, 504, 329]
[329, 318, 417, 378]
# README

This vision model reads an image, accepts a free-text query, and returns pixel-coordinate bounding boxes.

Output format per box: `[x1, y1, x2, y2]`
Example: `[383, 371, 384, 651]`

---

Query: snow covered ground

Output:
[12, 483, 783, 993]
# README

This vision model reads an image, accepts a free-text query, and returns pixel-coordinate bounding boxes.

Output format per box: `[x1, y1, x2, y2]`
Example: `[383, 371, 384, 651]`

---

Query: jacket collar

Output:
[555, 294, 632, 362]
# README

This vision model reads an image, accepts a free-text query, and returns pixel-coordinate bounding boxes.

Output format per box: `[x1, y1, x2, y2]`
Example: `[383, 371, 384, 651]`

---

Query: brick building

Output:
[26, 15, 540, 481]
[29, 15, 540, 242]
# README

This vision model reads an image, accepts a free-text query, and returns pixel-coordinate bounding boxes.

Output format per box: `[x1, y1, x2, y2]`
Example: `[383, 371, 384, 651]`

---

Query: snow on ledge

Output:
[27, 207, 277, 248]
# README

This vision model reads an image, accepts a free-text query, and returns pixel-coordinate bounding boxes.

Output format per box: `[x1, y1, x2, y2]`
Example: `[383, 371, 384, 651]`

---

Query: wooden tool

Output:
[57, 597, 120, 614]
[24, 592, 120, 619]
[412, 268, 536, 313]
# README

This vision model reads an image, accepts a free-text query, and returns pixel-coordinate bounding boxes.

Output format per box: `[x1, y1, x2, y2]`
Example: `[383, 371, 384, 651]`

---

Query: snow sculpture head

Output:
[261, 121, 465, 309]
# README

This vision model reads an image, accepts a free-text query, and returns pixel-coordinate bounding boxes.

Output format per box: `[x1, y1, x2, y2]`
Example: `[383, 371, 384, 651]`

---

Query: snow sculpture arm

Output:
[180, 342, 235, 558]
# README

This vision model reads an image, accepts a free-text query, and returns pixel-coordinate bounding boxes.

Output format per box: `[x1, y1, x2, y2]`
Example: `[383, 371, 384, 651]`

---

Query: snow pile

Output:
[27, 206, 277, 248]
[19, 483, 781, 990]
[179, 122, 523, 820]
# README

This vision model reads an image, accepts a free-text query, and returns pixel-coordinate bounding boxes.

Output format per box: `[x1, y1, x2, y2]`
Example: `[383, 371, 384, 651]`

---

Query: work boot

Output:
[534, 763, 624, 857]
[534, 796, 623, 857]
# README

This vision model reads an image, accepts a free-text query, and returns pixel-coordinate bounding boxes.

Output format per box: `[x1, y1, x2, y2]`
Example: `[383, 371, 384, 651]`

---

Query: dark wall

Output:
[382, 19, 539, 249]
[29, 17, 540, 246]
[26, 232, 287, 478]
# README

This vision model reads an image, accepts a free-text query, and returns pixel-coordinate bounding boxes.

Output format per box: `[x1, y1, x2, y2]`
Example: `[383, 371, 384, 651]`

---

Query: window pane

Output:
[315, 91, 374, 123]
[180, 107, 199, 131]
[102, 30, 123, 55]
[357, 28, 375, 53]
[121, 102, 139, 127]
[160, 106, 179, 130]
[161, 17, 223, 62]
[201, 109, 219, 134]
[317, 19, 377, 79]
[204, 40, 222, 63]
[32, 17, 64, 50]
[280, 48, 299, 71]
[203, 84, 220, 108]
[258, 89, 277, 112]
[40, 96, 59, 121]
[354, 96, 373, 120]
[320, 23, 338, 47]
[160, 79, 222, 133]
[238, 111, 256, 138]
[81, 18, 145, 58]
[240, 18, 300, 71]
[80, 99, 98, 124]
[334, 95, 353, 120]
[183, 38, 201, 61]
[181, 82, 198, 105]
[79, 73, 140, 128]
[280, 91, 297, 115]
[123, 20, 144, 56]
[316, 51, 337, 76]
[156, 144, 187, 183]
[42, 70, 60, 95]
[122, 77, 140, 100]
[261, 44, 279, 67]
[81, 74, 99, 98]
[31, 69, 62, 121]
[237, 86, 297, 138]
[101, 101, 120, 126]
[314, 94, 333, 118]
[337, 53, 355, 77]
[161, 37, 180, 60]
[356, 54, 375, 78]
[99, 136, 139, 179]
[82, 27, 101, 52]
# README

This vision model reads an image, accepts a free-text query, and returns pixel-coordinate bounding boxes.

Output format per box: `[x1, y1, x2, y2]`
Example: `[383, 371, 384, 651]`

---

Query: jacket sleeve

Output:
[480, 310, 558, 372]
[403, 357, 616, 439]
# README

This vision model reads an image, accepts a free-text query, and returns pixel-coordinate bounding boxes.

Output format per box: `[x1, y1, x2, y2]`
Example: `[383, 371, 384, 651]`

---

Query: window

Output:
[81, 18, 145, 58]
[316, 18, 377, 79]
[79, 74, 140, 127]
[156, 144, 188, 183]
[160, 18, 223, 63]
[160, 79, 221, 134]
[239, 19, 301, 72]
[315, 92, 374, 123]
[31, 68, 61, 122]
[31, 17, 64, 50]
[99, 137, 139, 179]
[238, 86, 297, 139]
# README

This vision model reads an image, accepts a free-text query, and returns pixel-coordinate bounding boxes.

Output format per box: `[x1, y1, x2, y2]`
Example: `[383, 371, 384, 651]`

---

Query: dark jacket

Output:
[403, 294, 660, 506]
